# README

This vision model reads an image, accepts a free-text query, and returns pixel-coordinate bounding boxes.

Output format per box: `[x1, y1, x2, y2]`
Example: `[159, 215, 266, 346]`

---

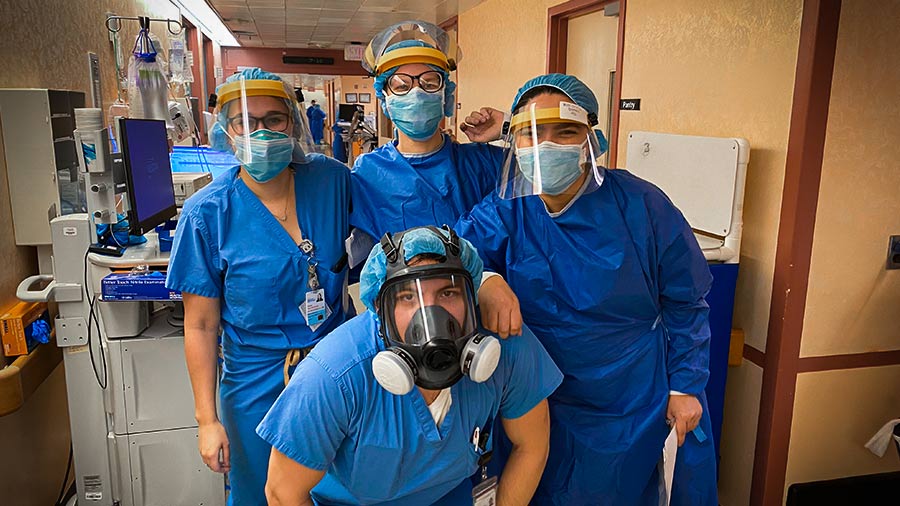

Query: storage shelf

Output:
[0, 339, 63, 417]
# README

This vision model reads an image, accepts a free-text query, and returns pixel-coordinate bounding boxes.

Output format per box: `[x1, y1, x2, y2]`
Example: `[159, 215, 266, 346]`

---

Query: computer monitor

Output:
[119, 118, 177, 236]
[338, 104, 362, 122]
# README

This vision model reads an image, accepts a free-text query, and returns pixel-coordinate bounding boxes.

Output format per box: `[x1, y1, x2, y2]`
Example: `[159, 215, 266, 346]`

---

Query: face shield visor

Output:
[377, 269, 478, 390]
[499, 101, 606, 200]
[363, 21, 462, 76]
[210, 76, 316, 180]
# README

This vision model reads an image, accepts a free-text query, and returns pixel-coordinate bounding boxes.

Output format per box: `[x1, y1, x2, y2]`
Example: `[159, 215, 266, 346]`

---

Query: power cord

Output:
[83, 249, 108, 390]
[54, 442, 73, 506]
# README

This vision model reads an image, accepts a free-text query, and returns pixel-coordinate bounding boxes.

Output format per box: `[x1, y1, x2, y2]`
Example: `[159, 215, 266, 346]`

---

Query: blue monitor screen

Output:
[120, 119, 176, 234]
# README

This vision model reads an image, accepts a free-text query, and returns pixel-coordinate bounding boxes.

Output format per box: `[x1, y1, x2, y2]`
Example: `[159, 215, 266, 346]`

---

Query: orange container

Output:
[1, 301, 48, 357]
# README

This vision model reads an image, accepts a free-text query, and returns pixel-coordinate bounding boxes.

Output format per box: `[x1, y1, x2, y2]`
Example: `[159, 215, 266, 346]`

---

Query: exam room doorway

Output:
[547, 0, 625, 168]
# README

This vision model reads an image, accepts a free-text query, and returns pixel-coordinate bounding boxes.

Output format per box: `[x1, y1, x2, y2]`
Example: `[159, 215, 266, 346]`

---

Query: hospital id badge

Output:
[300, 289, 330, 331]
[472, 475, 498, 506]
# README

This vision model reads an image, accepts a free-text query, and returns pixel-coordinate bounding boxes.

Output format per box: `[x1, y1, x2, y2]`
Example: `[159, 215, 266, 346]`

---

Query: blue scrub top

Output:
[166, 154, 353, 351]
[455, 169, 714, 504]
[257, 312, 563, 506]
[349, 135, 504, 241]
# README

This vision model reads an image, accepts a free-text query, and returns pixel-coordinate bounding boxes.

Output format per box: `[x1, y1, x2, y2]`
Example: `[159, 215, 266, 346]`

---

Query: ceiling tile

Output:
[362, 0, 404, 7]
[248, 0, 286, 7]
[319, 16, 352, 24]
[286, 0, 325, 7]
[287, 7, 321, 14]
[212, 0, 471, 49]
[211, 0, 249, 7]
[322, 0, 364, 10]
[286, 17, 319, 27]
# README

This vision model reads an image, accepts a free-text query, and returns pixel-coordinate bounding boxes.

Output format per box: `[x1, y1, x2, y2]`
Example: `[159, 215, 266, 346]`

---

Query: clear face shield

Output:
[210, 76, 316, 180]
[363, 20, 462, 75]
[498, 101, 605, 200]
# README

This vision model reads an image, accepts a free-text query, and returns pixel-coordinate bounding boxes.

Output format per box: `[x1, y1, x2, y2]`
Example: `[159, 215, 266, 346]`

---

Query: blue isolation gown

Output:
[166, 155, 354, 506]
[455, 168, 718, 505]
[349, 135, 504, 242]
[256, 312, 563, 506]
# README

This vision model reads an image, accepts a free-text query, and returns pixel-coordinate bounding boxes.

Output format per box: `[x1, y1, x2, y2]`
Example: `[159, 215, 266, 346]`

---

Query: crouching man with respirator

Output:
[257, 226, 562, 506]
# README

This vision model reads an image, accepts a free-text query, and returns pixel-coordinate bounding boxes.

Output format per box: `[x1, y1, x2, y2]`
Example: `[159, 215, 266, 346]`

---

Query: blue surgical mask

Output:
[385, 88, 444, 141]
[516, 141, 585, 195]
[234, 129, 295, 183]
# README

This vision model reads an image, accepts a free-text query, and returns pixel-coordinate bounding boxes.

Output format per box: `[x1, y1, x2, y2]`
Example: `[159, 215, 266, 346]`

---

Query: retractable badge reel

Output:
[472, 417, 498, 505]
[298, 238, 331, 331]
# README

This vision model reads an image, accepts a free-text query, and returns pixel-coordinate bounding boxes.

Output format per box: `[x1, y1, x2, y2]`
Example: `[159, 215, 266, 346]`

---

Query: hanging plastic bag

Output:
[168, 35, 186, 84]
[127, 24, 171, 125]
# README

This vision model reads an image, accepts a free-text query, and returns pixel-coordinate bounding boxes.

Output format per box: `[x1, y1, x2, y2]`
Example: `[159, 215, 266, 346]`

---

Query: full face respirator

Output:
[371, 226, 501, 395]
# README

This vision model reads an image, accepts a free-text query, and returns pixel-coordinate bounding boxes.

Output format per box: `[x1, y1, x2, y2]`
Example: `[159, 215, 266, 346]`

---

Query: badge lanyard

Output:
[297, 236, 330, 331]
[471, 415, 498, 505]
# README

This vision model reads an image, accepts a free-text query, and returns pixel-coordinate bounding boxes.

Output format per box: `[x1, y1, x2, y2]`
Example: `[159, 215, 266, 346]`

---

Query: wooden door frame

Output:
[547, 0, 626, 167]
[202, 35, 216, 106]
[749, 1, 843, 503]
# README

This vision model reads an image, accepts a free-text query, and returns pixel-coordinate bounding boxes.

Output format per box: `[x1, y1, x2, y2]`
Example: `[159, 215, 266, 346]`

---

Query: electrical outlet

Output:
[888, 235, 900, 270]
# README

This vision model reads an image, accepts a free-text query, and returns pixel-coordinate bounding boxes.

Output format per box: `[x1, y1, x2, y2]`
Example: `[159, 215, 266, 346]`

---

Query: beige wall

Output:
[801, 0, 900, 358]
[0, 1, 180, 504]
[786, 366, 900, 494]
[457, 0, 560, 136]
[784, 0, 900, 497]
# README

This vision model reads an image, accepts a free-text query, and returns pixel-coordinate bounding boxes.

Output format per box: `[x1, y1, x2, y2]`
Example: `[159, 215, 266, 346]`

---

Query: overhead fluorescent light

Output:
[172, 0, 240, 47]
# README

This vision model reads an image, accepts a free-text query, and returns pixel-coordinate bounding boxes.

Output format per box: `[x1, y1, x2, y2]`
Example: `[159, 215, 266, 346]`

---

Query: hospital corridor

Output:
[0, 0, 898, 505]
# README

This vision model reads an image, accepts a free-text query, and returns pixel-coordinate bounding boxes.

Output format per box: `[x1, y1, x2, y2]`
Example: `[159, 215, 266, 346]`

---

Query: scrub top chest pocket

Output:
[222, 252, 307, 331]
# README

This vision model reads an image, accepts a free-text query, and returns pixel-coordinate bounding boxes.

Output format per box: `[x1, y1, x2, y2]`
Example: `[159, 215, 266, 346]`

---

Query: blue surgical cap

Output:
[511, 73, 608, 153]
[209, 67, 308, 159]
[373, 40, 457, 118]
[359, 227, 484, 314]
[511, 73, 599, 115]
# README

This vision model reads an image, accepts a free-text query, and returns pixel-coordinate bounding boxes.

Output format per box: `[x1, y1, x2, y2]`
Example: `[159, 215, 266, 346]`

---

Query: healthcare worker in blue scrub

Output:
[166, 68, 353, 506]
[349, 21, 522, 338]
[258, 226, 562, 506]
[306, 100, 326, 145]
[455, 74, 717, 505]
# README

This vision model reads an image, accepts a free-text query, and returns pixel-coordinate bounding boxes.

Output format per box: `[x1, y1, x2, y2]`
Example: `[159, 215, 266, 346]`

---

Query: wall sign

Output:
[283, 56, 335, 65]
[344, 45, 365, 61]
[619, 98, 641, 111]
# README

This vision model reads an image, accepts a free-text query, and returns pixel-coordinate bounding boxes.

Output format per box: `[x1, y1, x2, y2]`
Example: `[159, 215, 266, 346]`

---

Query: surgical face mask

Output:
[385, 87, 444, 141]
[515, 141, 585, 195]
[233, 129, 295, 183]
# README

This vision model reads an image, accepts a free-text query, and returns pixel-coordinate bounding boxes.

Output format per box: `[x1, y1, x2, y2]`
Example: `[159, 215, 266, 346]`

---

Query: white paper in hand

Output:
[661, 426, 679, 506]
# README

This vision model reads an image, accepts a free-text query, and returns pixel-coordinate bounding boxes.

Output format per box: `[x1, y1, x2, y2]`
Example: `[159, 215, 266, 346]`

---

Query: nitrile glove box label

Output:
[101, 272, 182, 301]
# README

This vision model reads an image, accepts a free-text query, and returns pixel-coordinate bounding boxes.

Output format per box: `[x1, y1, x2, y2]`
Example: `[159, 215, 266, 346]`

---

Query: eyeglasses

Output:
[227, 112, 291, 135]
[386, 71, 445, 95]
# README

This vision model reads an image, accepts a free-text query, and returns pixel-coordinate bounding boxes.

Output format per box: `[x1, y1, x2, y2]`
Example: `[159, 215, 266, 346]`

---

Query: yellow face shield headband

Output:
[365, 46, 452, 76]
[507, 102, 590, 134]
[216, 79, 292, 108]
